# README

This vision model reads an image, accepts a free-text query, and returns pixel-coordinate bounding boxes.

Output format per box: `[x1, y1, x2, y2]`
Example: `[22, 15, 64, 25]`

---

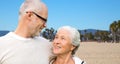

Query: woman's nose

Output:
[53, 39, 60, 44]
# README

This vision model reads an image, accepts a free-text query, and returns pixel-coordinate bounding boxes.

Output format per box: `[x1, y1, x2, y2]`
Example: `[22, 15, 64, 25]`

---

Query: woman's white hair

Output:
[57, 26, 81, 55]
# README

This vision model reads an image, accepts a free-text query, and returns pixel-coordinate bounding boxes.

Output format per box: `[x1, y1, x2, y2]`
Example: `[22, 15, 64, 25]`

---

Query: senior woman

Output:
[49, 26, 86, 64]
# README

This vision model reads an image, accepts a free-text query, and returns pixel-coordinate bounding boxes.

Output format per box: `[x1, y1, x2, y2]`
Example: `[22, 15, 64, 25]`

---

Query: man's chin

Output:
[32, 33, 40, 37]
[35, 33, 40, 36]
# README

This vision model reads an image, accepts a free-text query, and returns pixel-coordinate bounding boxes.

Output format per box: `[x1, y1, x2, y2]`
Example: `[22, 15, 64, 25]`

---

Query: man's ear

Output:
[25, 11, 33, 21]
[26, 11, 33, 18]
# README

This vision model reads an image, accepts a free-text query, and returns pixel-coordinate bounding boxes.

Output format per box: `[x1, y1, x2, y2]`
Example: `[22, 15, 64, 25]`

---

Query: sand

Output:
[75, 42, 120, 64]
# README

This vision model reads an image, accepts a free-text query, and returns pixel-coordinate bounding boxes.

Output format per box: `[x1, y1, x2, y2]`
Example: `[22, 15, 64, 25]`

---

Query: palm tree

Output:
[110, 21, 118, 43]
[117, 20, 120, 42]
[84, 30, 87, 41]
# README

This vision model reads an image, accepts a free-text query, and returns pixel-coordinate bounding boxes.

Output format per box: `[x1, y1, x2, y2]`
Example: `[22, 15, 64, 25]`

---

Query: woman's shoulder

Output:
[73, 56, 86, 64]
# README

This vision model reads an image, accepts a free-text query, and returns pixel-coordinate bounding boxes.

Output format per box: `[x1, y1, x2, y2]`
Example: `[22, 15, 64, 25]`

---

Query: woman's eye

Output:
[61, 37, 65, 40]
[55, 36, 58, 39]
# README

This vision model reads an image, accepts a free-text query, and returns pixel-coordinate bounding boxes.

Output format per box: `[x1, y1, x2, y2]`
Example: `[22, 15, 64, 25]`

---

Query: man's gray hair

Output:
[57, 26, 81, 55]
[19, 0, 42, 16]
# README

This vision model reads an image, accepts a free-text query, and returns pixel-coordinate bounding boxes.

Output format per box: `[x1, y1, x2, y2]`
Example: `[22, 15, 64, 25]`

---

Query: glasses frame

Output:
[32, 12, 47, 23]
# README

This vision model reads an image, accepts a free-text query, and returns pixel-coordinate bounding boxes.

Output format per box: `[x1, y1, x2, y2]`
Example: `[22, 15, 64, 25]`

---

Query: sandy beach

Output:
[75, 42, 120, 64]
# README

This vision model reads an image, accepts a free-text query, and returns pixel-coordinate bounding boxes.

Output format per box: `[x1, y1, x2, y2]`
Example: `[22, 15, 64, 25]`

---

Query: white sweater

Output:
[73, 56, 86, 64]
[0, 32, 52, 64]
[50, 56, 86, 64]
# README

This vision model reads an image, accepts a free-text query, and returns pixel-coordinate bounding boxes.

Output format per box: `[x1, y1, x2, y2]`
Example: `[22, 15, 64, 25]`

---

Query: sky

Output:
[0, 0, 120, 31]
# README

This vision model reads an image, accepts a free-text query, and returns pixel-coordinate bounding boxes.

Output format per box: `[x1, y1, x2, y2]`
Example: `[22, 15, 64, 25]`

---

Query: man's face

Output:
[30, 12, 47, 37]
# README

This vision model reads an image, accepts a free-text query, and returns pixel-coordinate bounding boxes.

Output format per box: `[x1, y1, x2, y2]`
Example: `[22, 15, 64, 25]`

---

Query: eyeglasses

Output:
[32, 12, 47, 23]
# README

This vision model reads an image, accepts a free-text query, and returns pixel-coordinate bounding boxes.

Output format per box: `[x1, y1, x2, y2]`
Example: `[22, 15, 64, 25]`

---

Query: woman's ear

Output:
[70, 45, 76, 51]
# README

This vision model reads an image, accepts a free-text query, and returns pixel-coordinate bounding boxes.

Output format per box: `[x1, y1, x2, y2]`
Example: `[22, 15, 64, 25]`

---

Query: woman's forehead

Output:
[57, 29, 70, 35]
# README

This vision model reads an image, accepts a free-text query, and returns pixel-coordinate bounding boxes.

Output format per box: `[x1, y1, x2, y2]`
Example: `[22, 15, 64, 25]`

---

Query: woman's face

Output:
[52, 29, 75, 55]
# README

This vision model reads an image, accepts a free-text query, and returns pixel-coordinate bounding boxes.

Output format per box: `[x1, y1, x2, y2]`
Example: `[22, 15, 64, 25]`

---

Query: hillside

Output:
[0, 30, 9, 36]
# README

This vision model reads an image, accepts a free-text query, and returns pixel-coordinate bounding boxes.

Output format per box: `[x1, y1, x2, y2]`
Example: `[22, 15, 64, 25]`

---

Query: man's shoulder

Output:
[0, 32, 11, 40]
[0, 32, 13, 48]
[35, 36, 49, 42]
[35, 36, 52, 45]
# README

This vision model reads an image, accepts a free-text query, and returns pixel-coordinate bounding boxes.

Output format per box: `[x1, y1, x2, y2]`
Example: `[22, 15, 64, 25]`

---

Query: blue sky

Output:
[0, 0, 120, 31]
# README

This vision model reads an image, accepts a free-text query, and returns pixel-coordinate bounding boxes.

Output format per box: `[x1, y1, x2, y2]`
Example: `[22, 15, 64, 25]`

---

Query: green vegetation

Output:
[109, 20, 120, 43]
[42, 20, 120, 43]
